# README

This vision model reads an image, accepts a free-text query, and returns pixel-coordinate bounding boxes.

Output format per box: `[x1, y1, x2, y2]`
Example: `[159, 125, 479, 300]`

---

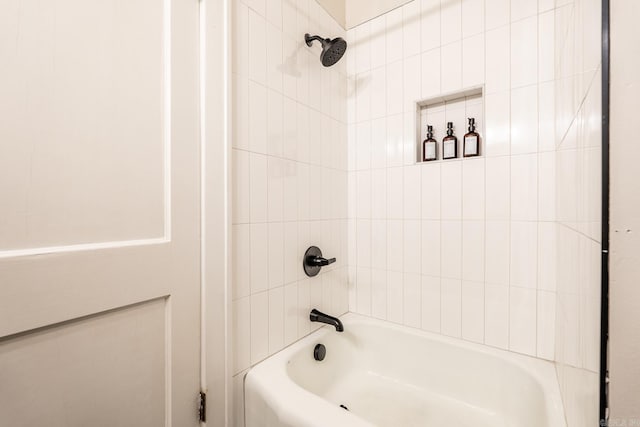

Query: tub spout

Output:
[310, 309, 344, 332]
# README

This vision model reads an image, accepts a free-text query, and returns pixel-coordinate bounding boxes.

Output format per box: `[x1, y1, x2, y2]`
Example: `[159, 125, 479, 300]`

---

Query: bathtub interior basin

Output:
[245, 313, 565, 427]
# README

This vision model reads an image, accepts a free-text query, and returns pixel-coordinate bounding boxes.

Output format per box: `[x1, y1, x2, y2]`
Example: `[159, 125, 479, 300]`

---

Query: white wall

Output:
[609, 0, 640, 422]
[230, 0, 349, 425]
[346, 0, 558, 360]
[552, 0, 602, 425]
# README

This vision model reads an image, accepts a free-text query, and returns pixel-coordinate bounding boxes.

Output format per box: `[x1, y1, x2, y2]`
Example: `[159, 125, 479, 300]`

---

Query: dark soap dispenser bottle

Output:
[422, 125, 437, 162]
[463, 118, 480, 157]
[442, 122, 457, 159]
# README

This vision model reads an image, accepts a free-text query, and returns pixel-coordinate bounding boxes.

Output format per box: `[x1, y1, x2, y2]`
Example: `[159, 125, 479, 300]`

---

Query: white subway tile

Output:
[511, 85, 539, 155]
[387, 220, 404, 272]
[441, 278, 462, 337]
[283, 222, 298, 285]
[509, 287, 537, 356]
[441, 220, 462, 279]
[266, 23, 283, 92]
[510, 0, 537, 22]
[371, 118, 388, 169]
[538, 151, 556, 221]
[421, 48, 441, 99]
[387, 114, 405, 167]
[537, 290, 556, 360]
[372, 219, 388, 270]
[386, 8, 404, 64]
[268, 223, 284, 289]
[485, 156, 510, 220]
[233, 224, 251, 300]
[248, 10, 267, 85]
[462, 280, 485, 343]
[355, 21, 372, 74]
[538, 222, 557, 292]
[421, 275, 441, 332]
[267, 157, 284, 222]
[251, 291, 269, 364]
[370, 15, 387, 69]
[248, 81, 268, 154]
[485, 220, 510, 285]
[510, 16, 538, 88]
[283, 283, 298, 345]
[421, 220, 441, 276]
[462, 0, 485, 38]
[462, 34, 485, 88]
[403, 55, 422, 112]
[510, 221, 538, 289]
[386, 62, 404, 116]
[440, 161, 462, 219]
[370, 67, 388, 120]
[387, 167, 404, 218]
[441, 41, 462, 92]
[484, 284, 509, 349]
[250, 223, 269, 293]
[462, 158, 485, 220]
[421, 0, 441, 51]
[510, 154, 538, 221]
[232, 149, 251, 224]
[266, 90, 283, 157]
[297, 279, 310, 337]
[402, 1, 422, 58]
[356, 170, 372, 219]
[403, 273, 422, 328]
[356, 71, 372, 123]
[404, 165, 422, 219]
[371, 169, 387, 219]
[387, 270, 404, 323]
[268, 287, 284, 354]
[484, 91, 510, 156]
[485, 26, 510, 94]
[249, 153, 268, 223]
[421, 163, 441, 219]
[441, 0, 462, 44]
[403, 220, 422, 274]
[356, 267, 372, 315]
[462, 221, 485, 282]
[356, 219, 372, 268]
[538, 11, 555, 83]
[372, 269, 388, 319]
[485, 0, 509, 30]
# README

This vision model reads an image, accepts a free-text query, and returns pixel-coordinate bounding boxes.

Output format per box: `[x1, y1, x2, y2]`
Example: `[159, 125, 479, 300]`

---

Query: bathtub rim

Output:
[244, 312, 566, 427]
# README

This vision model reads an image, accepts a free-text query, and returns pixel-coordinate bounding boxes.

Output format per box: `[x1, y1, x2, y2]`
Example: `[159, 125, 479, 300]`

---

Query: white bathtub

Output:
[245, 313, 565, 427]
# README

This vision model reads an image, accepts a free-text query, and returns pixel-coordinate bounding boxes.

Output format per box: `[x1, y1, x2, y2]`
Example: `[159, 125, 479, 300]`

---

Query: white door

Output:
[0, 0, 202, 426]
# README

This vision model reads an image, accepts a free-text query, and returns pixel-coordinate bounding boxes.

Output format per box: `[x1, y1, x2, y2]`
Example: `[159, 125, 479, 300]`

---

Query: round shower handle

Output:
[303, 246, 336, 277]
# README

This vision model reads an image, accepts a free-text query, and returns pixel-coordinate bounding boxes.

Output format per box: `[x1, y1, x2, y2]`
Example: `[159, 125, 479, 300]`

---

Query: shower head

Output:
[304, 34, 347, 67]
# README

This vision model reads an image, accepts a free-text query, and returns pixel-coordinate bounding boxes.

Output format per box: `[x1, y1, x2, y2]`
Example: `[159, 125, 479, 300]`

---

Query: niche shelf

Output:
[414, 86, 484, 164]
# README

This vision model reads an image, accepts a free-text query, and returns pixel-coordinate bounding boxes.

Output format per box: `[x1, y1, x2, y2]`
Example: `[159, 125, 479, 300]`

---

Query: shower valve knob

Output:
[303, 246, 336, 277]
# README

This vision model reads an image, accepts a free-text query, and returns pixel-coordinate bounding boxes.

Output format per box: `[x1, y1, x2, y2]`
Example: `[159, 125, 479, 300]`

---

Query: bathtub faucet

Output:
[310, 309, 344, 332]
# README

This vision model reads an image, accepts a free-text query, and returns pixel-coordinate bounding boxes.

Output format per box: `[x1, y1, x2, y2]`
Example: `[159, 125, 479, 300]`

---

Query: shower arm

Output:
[305, 34, 327, 47]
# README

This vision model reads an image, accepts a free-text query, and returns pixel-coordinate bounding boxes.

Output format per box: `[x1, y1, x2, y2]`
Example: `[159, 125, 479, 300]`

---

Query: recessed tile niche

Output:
[415, 86, 484, 163]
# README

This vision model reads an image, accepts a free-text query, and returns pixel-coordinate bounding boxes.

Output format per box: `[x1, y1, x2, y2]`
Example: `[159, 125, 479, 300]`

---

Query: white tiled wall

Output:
[346, 0, 558, 360]
[552, 0, 602, 425]
[231, 1, 349, 425]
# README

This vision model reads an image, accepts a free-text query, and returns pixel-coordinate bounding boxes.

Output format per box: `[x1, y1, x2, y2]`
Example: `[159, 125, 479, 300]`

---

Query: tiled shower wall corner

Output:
[346, 0, 558, 360]
[553, 0, 602, 425]
[231, 0, 349, 425]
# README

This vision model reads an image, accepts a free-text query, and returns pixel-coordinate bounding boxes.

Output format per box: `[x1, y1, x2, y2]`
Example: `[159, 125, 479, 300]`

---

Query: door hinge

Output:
[198, 391, 206, 422]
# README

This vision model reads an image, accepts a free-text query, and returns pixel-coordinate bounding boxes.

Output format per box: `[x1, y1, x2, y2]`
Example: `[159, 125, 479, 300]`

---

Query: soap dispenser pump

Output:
[442, 122, 457, 159]
[463, 118, 480, 157]
[422, 125, 437, 162]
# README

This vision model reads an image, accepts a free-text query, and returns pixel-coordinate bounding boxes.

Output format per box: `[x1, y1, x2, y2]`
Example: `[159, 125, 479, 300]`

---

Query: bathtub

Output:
[244, 313, 565, 427]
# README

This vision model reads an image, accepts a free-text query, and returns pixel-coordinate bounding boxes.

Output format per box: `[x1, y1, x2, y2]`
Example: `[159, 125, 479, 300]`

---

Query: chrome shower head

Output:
[304, 33, 347, 67]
